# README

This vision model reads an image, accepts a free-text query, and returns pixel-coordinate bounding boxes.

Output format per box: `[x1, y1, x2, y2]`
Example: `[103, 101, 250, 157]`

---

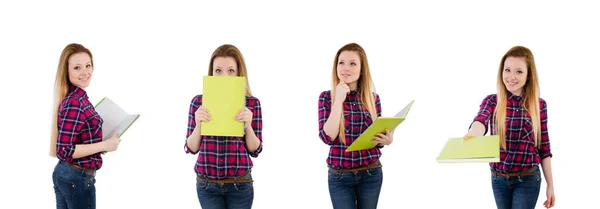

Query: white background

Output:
[1, 0, 598, 208]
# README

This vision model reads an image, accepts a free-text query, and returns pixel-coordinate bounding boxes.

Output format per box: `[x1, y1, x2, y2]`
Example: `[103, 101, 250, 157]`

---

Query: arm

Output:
[57, 98, 107, 160]
[374, 94, 386, 148]
[539, 99, 554, 188]
[319, 91, 341, 145]
[185, 96, 202, 154]
[245, 99, 262, 156]
[465, 95, 496, 138]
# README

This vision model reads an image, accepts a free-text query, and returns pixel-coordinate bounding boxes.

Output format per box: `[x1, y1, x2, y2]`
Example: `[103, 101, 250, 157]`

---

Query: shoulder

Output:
[61, 92, 85, 110]
[484, 94, 497, 102]
[539, 97, 547, 108]
[319, 90, 331, 100]
[190, 95, 202, 105]
[246, 96, 261, 107]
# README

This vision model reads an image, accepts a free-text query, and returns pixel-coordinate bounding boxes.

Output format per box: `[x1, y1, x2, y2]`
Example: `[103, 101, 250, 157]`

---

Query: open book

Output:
[94, 97, 140, 140]
[436, 135, 500, 163]
[200, 76, 246, 137]
[345, 100, 415, 152]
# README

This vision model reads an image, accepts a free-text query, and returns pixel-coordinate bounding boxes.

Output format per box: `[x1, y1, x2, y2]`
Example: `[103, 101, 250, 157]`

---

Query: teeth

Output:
[79, 78, 88, 81]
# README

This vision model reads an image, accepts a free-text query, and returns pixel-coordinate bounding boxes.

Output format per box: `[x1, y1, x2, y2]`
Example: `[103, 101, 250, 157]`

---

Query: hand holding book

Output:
[103, 133, 121, 152]
[235, 107, 253, 129]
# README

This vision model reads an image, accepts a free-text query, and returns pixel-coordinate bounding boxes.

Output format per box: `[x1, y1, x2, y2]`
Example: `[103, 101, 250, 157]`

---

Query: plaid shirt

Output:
[318, 90, 382, 169]
[473, 93, 552, 174]
[185, 95, 263, 180]
[56, 84, 104, 170]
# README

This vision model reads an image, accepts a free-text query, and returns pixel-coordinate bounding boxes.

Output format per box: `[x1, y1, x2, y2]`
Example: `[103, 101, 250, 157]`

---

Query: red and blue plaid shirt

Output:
[318, 90, 382, 169]
[56, 84, 104, 170]
[473, 93, 552, 174]
[185, 95, 263, 180]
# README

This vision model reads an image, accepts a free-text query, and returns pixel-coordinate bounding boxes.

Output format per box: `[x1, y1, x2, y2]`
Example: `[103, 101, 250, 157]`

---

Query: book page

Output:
[94, 97, 129, 140]
[107, 114, 140, 139]
[393, 100, 414, 118]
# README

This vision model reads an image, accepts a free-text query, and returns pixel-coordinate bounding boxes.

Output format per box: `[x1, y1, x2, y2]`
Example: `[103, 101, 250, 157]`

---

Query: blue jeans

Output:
[52, 161, 97, 209]
[491, 166, 541, 209]
[196, 172, 254, 209]
[328, 161, 383, 209]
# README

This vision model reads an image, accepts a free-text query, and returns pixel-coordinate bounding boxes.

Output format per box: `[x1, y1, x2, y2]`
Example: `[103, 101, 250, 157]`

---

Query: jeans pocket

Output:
[234, 182, 253, 192]
[328, 169, 343, 182]
[54, 172, 76, 200]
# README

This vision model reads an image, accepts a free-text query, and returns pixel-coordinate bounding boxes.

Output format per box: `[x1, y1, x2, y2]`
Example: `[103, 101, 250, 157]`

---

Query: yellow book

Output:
[436, 135, 500, 163]
[346, 100, 414, 152]
[201, 76, 246, 137]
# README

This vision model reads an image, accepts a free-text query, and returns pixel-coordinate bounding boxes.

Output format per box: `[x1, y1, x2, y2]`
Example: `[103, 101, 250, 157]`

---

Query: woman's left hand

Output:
[372, 129, 393, 146]
[235, 107, 253, 128]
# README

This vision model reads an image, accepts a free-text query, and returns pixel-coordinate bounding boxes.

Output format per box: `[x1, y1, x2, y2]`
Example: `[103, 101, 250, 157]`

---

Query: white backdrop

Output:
[1, 1, 598, 208]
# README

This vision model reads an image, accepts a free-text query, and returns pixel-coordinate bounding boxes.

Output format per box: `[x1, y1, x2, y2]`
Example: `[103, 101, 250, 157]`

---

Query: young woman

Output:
[184, 44, 263, 209]
[318, 43, 394, 209]
[50, 43, 121, 209]
[464, 46, 555, 209]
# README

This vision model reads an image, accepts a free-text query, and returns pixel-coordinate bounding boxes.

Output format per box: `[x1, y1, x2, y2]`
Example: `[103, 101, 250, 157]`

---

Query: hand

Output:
[195, 106, 211, 125]
[104, 133, 121, 152]
[334, 80, 350, 104]
[372, 129, 393, 146]
[463, 129, 483, 140]
[235, 107, 253, 128]
[544, 186, 555, 208]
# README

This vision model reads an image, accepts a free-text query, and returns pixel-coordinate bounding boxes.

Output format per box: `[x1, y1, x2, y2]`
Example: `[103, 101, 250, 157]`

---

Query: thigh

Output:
[511, 173, 541, 209]
[53, 163, 97, 209]
[226, 174, 254, 209]
[53, 169, 70, 209]
[356, 167, 383, 209]
[196, 176, 226, 209]
[491, 174, 512, 209]
[328, 169, 357, 209]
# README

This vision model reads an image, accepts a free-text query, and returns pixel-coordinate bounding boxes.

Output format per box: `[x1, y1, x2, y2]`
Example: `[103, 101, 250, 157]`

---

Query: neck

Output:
[348, 82, 358, 91]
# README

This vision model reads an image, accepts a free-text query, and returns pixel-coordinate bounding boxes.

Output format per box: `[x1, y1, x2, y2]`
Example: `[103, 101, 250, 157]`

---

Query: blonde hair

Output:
[208, 44, 253, 97]
[331, 43, 378, 145]
[49, 43, 94, 157]
[494, 46, 541, 150]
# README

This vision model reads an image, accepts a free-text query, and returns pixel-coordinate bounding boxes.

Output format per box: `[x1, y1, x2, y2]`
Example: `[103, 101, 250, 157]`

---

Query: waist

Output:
[61, 161, 96, 176]
[491, 166, 539, 178]
[197, 170, 253, 185]
[329, 160, 382, 174]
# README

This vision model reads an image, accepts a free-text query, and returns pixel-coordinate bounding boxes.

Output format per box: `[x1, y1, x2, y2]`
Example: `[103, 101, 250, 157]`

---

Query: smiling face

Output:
[212, 56, 238, 76]
[336, 50, 361, 88]
[67, 52, 93, 89]
[502, 56, 528, 96]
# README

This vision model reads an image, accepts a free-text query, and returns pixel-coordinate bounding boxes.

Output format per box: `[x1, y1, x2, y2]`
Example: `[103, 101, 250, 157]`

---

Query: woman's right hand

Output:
[334, 80, 350, 105]
[104, 133, 121, 152]
[195, 106, 211, 125]
[463, 122, 485, 139]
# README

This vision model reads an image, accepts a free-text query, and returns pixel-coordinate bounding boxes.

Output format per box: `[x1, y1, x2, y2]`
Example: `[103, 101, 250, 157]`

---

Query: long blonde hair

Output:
[208, 44, 253, 97]
[494, 46, 541, 150]
[49, 43, 94, 157]
[331, 43, 378, 145]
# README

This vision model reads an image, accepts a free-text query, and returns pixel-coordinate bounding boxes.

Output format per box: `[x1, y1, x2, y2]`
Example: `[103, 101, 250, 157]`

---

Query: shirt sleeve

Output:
[56, 98, 85, 161]
[318, 91, 335, 145]
[470, 94, 496, 135]
[184, 96, 200, 154]
[538, 99, 553, 160]
[374, 94, 385, 149]
[248, 98, 263, 157]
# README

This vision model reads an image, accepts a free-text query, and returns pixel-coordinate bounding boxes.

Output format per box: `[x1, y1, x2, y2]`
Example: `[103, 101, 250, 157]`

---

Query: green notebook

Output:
[94, 97, 140, 140]
[345, 100, 414, 152]
[436, 135, 500, 163]
[201, 76, 246, 137]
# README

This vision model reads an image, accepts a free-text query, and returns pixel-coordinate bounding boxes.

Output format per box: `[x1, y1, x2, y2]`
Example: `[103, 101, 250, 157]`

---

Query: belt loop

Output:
[339, 167, 343, 177]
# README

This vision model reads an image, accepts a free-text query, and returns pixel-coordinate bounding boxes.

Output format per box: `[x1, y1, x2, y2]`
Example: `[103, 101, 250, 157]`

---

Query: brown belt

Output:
[329, 161, 382, 174]
[66, 162, 96, 176]
[197, 171, 253, 186]
[492, 167, 537, 178]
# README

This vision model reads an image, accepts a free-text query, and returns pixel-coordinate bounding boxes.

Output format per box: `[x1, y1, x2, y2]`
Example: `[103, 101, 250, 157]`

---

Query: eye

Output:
[350, 62, 357, 66]
[74, 66, 80, 70]
[228, 69, 235, 73]
[338, 61, 344, 65]
[86, 64, 91, 68]
[215, 69, 221, 73]
[504, 68, 510, 72]
[517, 70, 523, 74]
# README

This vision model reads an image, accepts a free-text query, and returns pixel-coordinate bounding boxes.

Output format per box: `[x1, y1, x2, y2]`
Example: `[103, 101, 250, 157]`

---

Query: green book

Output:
[436, 135, 500, 163]
[201, 76, 246, 137]
[94, 97, 140, 140]
[345, 100, 414, 152]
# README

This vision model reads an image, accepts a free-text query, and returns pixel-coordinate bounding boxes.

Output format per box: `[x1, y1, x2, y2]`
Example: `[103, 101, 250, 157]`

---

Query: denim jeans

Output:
[52, 161, 97, 209]
[491, 166, 542, 209]
[328, 161, 383, 209]
[196, 172, 254, 209]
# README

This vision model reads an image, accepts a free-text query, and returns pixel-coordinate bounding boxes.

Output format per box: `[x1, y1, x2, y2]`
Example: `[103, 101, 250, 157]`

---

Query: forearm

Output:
[469, 121, 486, 136]
[244, 126, 261, 152]
[72, 142, 107, 159]
[323, 101, 343, 138]
[541, 157, 554, 187]
[186, 125, 203, 153]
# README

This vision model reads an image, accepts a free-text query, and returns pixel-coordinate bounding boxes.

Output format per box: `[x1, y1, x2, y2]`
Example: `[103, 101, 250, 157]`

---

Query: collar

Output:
[68, 84, 88, 99]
